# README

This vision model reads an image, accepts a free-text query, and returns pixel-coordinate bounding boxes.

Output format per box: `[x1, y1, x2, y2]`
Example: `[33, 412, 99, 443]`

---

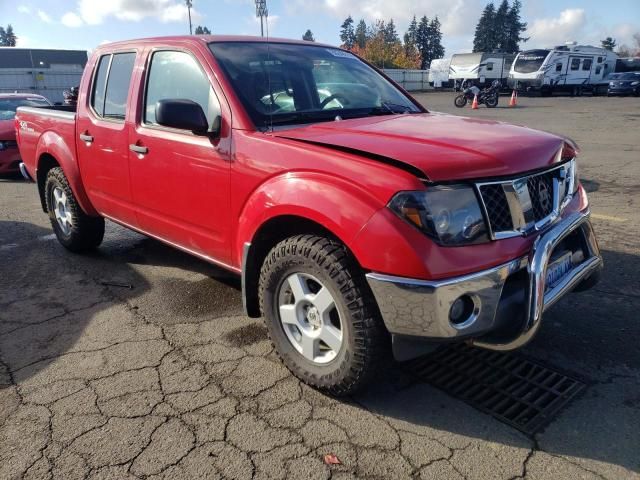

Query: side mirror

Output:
[156, 99, 210, 135]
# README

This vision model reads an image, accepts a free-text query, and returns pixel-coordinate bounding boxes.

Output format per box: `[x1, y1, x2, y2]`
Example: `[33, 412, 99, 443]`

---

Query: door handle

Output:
[79, 133, 93, 143]
[129, 144, 148, 155]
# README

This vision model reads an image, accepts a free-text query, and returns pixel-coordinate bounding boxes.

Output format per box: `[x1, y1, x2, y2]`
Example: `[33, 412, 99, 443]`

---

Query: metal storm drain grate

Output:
[409, 343, 586, 436]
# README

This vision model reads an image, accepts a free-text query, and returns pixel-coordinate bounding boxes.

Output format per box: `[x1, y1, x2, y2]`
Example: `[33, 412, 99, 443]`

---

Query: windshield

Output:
[620, 72, 640, 80]
[0, 97, 50, 121]
[209, 42, 420, 128]
[514, 50, 550, 74]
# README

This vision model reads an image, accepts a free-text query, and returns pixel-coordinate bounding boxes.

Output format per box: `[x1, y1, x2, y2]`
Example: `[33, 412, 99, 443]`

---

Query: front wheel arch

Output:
[242, 215, 359, 318]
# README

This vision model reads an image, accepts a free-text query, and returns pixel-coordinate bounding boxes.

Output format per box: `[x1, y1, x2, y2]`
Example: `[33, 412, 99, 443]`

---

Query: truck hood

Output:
[0, 120, 16, 141]
[274, 113, 566, 182]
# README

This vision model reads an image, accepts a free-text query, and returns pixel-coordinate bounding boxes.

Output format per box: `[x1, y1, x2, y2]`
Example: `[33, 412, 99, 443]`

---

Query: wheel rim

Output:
[277, 272, 343, 364]
[52, 186, 72, 236]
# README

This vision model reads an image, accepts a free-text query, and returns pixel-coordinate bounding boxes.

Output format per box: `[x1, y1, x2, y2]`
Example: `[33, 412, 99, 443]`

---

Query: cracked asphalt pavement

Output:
[1, 94, 639, 479]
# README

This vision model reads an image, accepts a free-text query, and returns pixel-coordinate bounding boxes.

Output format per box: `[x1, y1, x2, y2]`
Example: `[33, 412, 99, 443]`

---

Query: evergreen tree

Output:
[384, 19, 399, 44]
[505, 0, 528, 52]
[494, 0, 510, 50]
[416, 16, 430, 69]
[354, 19, 368, 49]
[473, 3, 496, 52]
[404, 15, 419, 57]
[339, 16, 355, 49]
[194, 26, 211, 35]
[601, 37, 617, 51]
[427, 17, 445, 62]
[0, 24, 17, 47]
[302, 29, 315, 42]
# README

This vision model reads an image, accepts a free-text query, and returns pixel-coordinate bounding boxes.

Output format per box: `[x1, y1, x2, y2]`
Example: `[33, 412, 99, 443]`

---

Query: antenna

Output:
[255, 0, 268, 37]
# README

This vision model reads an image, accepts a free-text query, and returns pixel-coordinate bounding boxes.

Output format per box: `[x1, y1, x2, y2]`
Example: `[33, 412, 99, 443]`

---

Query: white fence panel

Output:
[382, 69, 431, 91]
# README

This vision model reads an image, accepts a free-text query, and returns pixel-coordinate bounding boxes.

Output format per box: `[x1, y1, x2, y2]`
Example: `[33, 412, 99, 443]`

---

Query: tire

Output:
[454, 95, 467, 108]
[45, 167, 105, 252]
[485, 94, 499, 108]
[259, 235, 389, 396]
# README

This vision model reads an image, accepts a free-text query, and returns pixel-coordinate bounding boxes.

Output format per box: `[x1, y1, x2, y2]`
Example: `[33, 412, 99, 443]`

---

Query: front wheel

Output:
[485, 94, 499, 108]
[45, 167, 105, 252]
[454, 95, 467, 108]
[259, 235, 389, 396]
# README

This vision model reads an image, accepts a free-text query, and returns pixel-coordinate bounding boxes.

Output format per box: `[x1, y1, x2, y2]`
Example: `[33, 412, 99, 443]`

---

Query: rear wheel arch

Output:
[36, 153, 60, 212]
[242, 215, 362, 318]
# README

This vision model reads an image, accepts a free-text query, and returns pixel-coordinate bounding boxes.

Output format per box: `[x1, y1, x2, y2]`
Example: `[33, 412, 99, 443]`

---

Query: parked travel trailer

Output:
[449, 52, 515, 89]
[508, 43, 618, 95]
[428, 58, 452, 88]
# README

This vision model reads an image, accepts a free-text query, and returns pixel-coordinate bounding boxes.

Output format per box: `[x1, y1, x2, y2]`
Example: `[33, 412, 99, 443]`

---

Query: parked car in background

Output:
[0, 93, 51, 174]
[607, 72, 640, 96]
[16, 36, 602, 395]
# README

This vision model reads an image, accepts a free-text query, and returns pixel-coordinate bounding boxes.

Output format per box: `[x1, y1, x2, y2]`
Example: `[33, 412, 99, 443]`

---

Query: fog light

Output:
[449, 295, 475, 325]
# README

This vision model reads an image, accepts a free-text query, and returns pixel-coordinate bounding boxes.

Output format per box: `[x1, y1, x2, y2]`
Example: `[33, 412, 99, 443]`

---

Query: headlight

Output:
[609, 82, 615, 86]
[0, 142, 5, 151]
[388, 185, 489, 246]
[631, 81, 639, 86]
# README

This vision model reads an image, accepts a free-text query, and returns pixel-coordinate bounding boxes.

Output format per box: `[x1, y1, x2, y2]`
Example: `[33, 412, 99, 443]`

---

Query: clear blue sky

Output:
[1, 0, 639, 55]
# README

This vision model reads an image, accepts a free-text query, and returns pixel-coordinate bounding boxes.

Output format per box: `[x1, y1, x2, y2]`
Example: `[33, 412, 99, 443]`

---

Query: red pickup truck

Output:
[16, 36, 602, 395]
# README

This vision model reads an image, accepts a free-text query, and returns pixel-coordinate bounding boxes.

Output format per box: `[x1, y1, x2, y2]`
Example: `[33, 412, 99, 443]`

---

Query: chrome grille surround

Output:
[476, 159, 576, 240]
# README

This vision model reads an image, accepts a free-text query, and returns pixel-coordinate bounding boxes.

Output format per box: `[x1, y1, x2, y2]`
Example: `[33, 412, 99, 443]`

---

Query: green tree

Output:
[504, 0, 528, 52]
[339, 15, 355, 48]
[601, 37, 617, 51]
[302, 29, 315, 42]
[494, 0, 510, 50]
[404, 15, 419, 57]
[384, 19, 398, 44]
[354, 19, 368, 49]
[194, 25, 211, 35]
[473, 3, 496, 52]
[0, 24, 17, 47]
[427, 17, 445, 63]
[416, 15, 430, 68]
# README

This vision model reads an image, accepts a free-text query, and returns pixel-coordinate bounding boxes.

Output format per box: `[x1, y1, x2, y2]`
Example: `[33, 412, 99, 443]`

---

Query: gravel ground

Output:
[0, 92, 638, 479]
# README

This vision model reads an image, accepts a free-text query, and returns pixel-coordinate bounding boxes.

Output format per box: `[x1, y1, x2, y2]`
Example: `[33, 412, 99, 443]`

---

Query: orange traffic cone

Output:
[509, 90, 517, 107]
[471, 94, 479, 110]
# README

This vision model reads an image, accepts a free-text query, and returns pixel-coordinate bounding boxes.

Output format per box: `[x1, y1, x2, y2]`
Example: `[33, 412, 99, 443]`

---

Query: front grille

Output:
[476, 162, 572, 238]
[480, 184, 514, 231]
[527, 170, 555, 220]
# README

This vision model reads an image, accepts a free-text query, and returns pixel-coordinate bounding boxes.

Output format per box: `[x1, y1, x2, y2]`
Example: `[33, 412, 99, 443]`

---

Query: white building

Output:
[0, 48, 87, 104]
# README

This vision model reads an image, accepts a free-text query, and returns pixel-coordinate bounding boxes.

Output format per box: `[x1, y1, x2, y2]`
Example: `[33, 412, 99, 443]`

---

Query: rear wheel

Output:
[454, 94, 467, 108]
[259, 235, 389, 396]
[485, 93, 499, 108]
[45, 167, 104, 252]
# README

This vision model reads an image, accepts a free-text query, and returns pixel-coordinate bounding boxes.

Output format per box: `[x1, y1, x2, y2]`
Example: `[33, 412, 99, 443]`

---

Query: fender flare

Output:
[236, 172, 383, 317]
[36, 131, 98, 216]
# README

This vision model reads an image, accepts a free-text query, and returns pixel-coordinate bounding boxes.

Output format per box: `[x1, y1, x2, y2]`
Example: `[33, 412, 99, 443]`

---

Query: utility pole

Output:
[185, 0, 193, 35]
[255, 0, 268, 37]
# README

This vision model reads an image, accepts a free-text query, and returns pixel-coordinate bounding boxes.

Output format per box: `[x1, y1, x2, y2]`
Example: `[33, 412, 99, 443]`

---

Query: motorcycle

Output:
[454, 81, 500, 108]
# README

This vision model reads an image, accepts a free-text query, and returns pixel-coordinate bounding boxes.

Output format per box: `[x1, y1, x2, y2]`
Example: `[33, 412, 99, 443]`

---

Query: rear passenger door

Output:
[128, 48, 232, 266]
[77, 51, 138, 226]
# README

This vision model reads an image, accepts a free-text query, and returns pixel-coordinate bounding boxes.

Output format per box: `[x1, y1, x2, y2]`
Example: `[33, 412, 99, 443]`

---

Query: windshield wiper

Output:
[368, 101, 416, 115]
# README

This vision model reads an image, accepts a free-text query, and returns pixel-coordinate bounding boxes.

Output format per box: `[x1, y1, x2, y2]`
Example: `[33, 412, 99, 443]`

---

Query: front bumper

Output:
[608, 87, 638, 96]
[366, 209, 602, 352]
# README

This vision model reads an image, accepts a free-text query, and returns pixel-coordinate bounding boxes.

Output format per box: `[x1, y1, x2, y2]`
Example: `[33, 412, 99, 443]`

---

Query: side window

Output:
[144, 50, 220, 130]
[486, 62, 494, 71]
[582, 59, 592, 71]
[597, 56, 603, 63]
[103, 53, 136, 120]
[596, 66, 602, 75]
[570, 58, 580, 70]
[91, 55, 110, 116]
[555, 63, 562, 72]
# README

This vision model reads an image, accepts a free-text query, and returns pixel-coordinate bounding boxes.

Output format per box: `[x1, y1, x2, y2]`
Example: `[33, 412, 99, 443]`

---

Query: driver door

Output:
[128, 48, 232, 265]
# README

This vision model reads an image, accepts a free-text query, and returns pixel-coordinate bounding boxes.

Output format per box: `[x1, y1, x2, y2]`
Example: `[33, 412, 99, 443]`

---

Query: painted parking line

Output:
[591, 213, 628, 222]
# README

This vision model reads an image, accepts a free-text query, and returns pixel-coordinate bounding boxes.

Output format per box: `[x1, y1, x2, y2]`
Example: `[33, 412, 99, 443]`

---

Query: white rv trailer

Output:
[448, 52, 515, 89]
[508, 43, 618, 95]
[428, 58, 452, 88]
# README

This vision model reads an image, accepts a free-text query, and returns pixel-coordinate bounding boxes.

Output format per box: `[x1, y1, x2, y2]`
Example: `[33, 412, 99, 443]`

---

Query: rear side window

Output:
[91, 55, 110, 116]
[144, 50, 220, 130]
[90, 52, 136, 120]
[570, 58, 580, 70]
